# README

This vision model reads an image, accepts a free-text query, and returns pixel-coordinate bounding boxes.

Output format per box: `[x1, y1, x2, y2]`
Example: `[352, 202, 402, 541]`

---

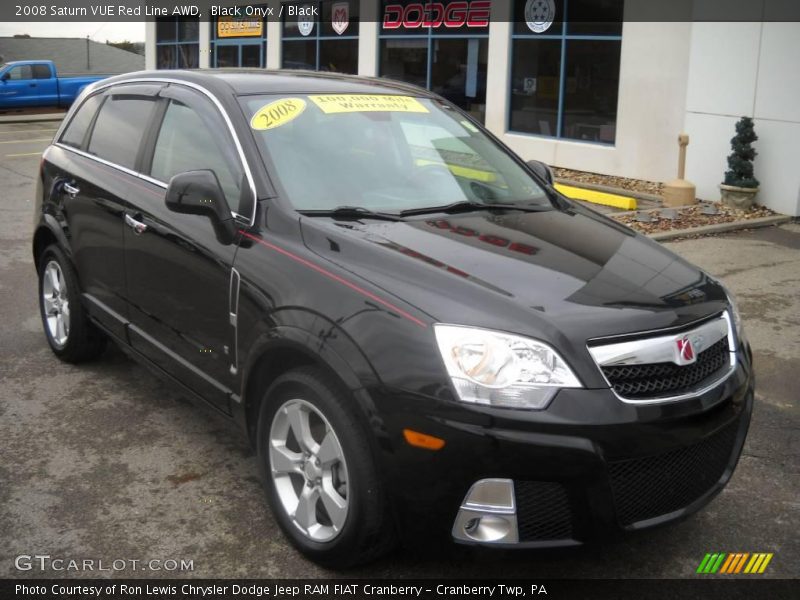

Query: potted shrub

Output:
[720, 116, 759, 209]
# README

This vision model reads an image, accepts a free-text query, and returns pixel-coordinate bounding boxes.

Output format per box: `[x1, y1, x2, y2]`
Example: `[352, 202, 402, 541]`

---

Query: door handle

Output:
[125, 213, 148, 235]
[62, 182, 79, 197]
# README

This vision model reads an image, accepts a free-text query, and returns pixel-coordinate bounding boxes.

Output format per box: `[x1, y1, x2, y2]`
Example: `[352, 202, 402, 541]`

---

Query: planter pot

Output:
[720, 184, 758, 210]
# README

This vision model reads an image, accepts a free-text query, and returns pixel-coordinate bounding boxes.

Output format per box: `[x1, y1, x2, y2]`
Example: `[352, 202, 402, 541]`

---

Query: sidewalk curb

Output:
[0, 114, 65, 123]
[647, 215, 792, 242]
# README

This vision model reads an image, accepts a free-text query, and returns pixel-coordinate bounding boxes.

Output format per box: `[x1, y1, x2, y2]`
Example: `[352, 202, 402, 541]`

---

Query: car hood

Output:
[300, 204, 728, 346]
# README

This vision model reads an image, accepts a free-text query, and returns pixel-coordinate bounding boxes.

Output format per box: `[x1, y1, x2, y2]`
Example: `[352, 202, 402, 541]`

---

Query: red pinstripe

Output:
[240, 231, 428, 328]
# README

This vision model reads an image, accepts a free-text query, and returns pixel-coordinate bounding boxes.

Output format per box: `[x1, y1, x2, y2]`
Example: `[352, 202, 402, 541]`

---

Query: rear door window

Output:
[60, 94, 103, 149]
[31, 64, 51, 79]
[87, 94, 157, 170]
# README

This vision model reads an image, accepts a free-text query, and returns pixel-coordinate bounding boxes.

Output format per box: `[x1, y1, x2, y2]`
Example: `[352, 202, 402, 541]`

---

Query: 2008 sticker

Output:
[250, 98, 307, 130]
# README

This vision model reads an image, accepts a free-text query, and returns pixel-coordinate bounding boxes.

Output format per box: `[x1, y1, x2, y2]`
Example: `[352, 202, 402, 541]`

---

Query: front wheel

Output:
[256, 367, 395, 568]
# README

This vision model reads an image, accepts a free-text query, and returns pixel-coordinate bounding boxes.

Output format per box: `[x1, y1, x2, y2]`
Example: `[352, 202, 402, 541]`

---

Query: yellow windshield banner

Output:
[308, 95, 429, 114]
[250, 98, 307, 131]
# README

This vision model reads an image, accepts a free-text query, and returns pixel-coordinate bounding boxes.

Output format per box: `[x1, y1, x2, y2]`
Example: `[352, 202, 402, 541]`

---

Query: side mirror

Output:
[0, 73, 9, 82]
[165, 170, 237, 244]
[526, 160, 555, 186]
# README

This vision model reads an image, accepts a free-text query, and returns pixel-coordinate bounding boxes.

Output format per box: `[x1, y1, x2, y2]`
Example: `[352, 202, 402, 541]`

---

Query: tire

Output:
[256, 366, 396, 568]
[38, 244, 106, 363]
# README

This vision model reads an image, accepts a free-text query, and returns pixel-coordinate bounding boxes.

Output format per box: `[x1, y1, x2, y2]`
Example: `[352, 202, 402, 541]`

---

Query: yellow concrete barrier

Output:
[555, 183, 637, 211]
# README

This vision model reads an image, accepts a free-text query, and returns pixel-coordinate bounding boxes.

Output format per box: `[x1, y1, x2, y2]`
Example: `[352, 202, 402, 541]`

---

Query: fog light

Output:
[452, 479, 519, 544]
[464, 517, 481, 534]
[461, 514, 514, 542]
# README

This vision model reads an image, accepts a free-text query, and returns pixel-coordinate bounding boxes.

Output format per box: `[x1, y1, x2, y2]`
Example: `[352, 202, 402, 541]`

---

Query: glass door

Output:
[431, 38, 488, 123]
[241, 43, 262, 67]
[214, 41, 264, 68]
[215, 45, 238, 67]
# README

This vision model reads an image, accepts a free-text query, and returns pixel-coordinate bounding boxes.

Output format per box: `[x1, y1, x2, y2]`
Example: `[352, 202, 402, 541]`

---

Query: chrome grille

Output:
[602, 338, 729, 399]
[588, 313, 735, 402]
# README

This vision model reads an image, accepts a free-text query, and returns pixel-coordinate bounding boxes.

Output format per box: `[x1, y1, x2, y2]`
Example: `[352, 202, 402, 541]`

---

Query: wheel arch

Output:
[236, 324, 381, 449]
[32, 217, 71, 273]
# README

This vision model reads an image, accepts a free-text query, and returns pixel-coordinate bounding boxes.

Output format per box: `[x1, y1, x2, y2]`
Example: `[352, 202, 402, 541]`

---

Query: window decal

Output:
[331, 2, 349, 35]
[250, 98, 307, 130]
[308, 95, 429, 114]
[525, 0, 556, 33]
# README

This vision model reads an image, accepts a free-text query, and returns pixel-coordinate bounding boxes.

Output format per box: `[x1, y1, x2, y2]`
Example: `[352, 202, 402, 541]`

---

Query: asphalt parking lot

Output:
[0, 121, 797, 579]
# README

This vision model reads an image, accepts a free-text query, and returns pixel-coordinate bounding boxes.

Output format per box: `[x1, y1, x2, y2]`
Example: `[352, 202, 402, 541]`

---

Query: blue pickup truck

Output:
[0, 60, 107, 109]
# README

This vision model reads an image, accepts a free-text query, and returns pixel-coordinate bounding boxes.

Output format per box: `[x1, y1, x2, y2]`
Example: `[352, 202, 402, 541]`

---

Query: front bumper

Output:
[370, 347, 754, 549]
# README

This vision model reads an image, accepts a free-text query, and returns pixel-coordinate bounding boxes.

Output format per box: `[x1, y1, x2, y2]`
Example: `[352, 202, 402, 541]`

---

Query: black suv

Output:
[33, 70, 753, 568]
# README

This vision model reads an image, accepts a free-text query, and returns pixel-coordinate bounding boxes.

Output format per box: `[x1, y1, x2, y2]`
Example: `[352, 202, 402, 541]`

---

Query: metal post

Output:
[663, 132, 696, 207]
[677, 133, 689, 180]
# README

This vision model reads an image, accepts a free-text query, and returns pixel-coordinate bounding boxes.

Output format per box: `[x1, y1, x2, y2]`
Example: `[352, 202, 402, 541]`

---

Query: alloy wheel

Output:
[42, 260, 70, 347]
[269, 398, 349, 542]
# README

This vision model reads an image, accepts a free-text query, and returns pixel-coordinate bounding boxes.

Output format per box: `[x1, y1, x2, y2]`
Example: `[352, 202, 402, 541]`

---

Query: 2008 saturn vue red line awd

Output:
[32, 70, 753, 568]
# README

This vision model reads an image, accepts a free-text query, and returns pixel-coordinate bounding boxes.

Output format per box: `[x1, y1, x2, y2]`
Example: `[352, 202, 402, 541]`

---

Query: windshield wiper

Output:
[299, 206, 403, 222]
[400, 201, 550, 217]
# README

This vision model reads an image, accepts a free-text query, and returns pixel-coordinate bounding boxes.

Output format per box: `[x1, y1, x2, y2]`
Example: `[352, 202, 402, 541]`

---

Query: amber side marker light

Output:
[403, 429, 446, 450]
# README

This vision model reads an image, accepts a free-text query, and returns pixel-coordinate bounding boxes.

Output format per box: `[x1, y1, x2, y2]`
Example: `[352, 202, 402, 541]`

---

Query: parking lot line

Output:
[0, 128, 57, 134]
[6, 151, 42, 158]
[0, 137, 51, 144]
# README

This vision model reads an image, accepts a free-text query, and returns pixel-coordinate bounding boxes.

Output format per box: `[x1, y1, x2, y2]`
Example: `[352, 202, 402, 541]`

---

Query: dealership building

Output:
[144, 1, 800, 216]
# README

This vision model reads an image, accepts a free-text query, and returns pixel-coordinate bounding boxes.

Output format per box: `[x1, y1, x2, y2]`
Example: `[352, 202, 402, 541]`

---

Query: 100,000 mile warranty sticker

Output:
[308, 95, 429, 114]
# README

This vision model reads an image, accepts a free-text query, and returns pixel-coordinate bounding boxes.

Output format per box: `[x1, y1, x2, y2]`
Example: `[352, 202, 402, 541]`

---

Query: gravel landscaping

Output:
[552, 168, 785, 236]
[554, 167, 664, 197]
[612, 202, 777, 235]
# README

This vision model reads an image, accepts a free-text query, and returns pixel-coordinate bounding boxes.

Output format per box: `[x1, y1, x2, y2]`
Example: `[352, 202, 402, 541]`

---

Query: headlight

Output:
[434, 325, 582, 410]
[723, 285, 745, 345]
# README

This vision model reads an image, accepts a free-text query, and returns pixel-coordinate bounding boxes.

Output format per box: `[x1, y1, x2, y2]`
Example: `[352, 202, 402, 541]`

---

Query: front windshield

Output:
[240, 94, 550, 213]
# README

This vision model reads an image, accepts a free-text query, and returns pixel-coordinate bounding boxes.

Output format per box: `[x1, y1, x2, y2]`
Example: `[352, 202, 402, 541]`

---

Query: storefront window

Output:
[212, 10, 268, 69]
[378, 0, 491, 123]
[282, 1, 359, 73]
[283, 39, 316, 70]
[431, 38, 488, 122]
[380, 38, 427, 88]
[215, 45, 239, 68]
[155, 17, 200, 69]
[510, 0, 623, 143]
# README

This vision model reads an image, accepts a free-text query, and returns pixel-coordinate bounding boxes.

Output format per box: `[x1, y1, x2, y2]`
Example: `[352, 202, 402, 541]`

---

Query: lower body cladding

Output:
[372, 357, 753, 549]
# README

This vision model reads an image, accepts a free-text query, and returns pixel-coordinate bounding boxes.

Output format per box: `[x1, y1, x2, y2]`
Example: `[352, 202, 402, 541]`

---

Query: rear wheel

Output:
[256, 367, 395, 568]
[38, 244, 106, 362]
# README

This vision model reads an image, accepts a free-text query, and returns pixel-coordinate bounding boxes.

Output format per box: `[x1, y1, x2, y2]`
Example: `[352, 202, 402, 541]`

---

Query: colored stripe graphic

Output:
[733, 553, 749, 573]
[719, 554, 736, 573]
[723, 553, 742, 573]
[698, 553, 726, 573]
[745, 554, 761, 573]
[697, 552, 773, 574]
[710, 553, 726, 573]
[696, 554, 712, 573]
[758, 553, 774, 573]
[744, 553, 774, 574]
